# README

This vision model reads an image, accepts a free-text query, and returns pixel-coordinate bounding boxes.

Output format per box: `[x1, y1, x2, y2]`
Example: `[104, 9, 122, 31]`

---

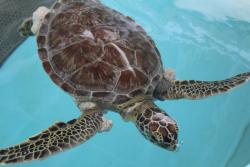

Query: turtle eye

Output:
[135, 105, 179, 151]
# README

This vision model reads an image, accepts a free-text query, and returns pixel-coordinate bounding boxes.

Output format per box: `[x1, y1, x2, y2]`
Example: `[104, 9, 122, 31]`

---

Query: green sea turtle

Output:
[1, 0, 250, 164]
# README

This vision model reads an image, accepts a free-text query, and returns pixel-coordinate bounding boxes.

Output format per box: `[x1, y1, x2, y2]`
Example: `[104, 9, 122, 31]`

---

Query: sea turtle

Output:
[1, 0, 250, 164]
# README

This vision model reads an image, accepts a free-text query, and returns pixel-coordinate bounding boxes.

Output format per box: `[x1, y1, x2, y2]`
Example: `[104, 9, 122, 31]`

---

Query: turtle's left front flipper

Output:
[155, 72, 250, 100]
[0, 113, 111, 165]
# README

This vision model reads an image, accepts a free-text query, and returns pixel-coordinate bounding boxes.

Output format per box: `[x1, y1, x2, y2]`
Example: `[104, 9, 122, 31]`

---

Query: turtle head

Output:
[130, 101, 179, 151]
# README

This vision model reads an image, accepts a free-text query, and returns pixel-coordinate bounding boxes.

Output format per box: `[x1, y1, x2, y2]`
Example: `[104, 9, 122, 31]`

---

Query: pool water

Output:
[1, 0, 250, 167]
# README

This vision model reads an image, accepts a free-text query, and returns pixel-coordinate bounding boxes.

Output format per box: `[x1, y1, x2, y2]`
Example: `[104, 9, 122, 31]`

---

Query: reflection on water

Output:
[175, 0, 250, 22]
[0, 0, 250, 167]
[225, 122, 250, 167]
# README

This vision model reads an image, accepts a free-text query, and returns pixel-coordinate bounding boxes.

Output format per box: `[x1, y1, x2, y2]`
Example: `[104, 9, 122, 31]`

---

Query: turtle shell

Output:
[37, 0, 163, 104]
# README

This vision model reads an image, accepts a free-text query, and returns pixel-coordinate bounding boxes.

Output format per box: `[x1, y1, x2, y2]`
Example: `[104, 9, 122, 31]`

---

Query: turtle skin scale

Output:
[37, 0, 163, 105]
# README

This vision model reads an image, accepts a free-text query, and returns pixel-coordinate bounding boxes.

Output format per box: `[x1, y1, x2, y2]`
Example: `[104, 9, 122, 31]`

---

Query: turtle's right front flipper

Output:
[0, 113, 110, 165]
[155, 72, 250, 100]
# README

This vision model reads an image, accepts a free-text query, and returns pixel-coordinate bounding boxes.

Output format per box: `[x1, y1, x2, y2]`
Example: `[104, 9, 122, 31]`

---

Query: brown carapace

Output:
[1, 0, 250, 164]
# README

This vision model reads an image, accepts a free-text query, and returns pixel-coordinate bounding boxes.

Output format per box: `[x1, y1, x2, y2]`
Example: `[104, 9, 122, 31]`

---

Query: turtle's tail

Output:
[0, 113, 109, 164]
[155, 72, 250, 100]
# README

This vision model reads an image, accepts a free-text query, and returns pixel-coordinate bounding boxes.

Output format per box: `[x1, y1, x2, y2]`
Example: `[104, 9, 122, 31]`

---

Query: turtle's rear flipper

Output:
[0, 113, 110, 164]
[156, 72, 250, 99]
[18, 17, 34, 37]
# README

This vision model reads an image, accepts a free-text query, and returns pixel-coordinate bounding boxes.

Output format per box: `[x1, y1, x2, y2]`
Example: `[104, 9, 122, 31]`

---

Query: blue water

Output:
[1, 0, 250, 167]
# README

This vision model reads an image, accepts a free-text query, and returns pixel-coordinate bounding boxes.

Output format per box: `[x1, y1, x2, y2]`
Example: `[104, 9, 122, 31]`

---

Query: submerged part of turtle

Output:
[1, 0, 250, 164]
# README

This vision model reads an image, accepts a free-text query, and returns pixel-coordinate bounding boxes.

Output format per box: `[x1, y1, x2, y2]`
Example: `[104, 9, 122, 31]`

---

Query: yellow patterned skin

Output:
[154, 72, 250, 100]
[130, 101, 178, 151]
[0, 113, 108, 164]
[114, 99, 178, 151]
